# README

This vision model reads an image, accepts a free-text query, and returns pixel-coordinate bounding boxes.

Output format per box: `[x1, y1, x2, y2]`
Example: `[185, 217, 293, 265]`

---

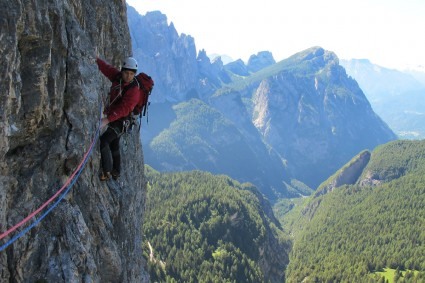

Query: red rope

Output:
[0, 127, 99, 241]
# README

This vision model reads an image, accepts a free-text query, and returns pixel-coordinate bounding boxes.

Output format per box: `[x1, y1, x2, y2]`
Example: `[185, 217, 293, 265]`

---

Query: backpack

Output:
[133, 72, 154, 117]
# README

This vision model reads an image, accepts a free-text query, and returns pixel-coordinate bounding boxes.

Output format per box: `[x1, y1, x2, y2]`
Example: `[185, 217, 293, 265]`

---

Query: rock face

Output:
[314, 150, 371, 197]
[252, 47, 397, 187]
[1, 1, 147, 282]
[128, 8, 234, 103]
[128, 9, 199, 102]
[247, 51, 276, 73]
[225, 59, 251, 76]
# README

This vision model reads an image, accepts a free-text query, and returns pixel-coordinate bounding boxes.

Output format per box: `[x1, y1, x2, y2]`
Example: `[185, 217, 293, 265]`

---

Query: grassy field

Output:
[373, 268, 419, 282]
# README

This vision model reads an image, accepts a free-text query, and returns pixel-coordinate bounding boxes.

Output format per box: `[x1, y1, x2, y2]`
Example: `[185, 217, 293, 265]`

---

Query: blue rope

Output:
[0, 105, 102, 252]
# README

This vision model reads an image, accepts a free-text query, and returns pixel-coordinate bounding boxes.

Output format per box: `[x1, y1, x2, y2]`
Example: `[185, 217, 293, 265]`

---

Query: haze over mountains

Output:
[2, 2, 423, 282]
[128, 7, 397, 199]
[341, 59, 425, 140]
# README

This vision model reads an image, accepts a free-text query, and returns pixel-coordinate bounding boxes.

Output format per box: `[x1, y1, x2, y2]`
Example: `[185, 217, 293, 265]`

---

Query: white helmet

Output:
[121, 57, 138, 72]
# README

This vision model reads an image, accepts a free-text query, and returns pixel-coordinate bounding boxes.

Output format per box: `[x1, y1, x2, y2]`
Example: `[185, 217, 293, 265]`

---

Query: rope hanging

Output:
[0, 104, 103, 252]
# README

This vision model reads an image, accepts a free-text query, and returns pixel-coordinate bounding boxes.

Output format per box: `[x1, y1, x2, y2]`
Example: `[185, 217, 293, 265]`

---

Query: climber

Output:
[96, 56, 140, 181]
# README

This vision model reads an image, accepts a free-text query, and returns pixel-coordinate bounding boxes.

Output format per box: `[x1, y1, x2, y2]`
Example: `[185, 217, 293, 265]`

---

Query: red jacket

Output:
[96, 58, 140, 122]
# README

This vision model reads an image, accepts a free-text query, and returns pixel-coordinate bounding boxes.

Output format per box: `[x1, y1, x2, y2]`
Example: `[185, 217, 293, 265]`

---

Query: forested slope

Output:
[284, 140, 425, 282]
[142, 167, 290, 282]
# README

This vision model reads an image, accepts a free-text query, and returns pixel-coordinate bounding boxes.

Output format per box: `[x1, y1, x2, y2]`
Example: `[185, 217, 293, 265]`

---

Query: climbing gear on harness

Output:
[124, 115, 138, 133]
[123, 119, 131, 133]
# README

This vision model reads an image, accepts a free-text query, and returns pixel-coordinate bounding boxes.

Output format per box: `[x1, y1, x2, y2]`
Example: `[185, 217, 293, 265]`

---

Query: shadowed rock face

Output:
[252, 48, 396, 188]
[314, 151, 372, 197]
[0, 1, 147, 282]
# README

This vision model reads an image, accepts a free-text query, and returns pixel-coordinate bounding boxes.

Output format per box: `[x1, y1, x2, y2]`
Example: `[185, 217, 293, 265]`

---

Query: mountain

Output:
[128, 8, 397, 199]
[222, 51, 276, 77]
[144, 99, 295, 199]
[127, 8, 304, 199]
[284, 140, 425, 282]
[341, 59, 425, 139]
[224, 59, 251, 76]
[143, 167, 290, 282]
[245, 47, 396, 187]
[208, 53, 235, 65]
[405, 66, 425, 85]
[1, 2, 147, 282]
[127, 9, 199, 102]
[247, 51, 276, 73]
[127, 8, 231, 102]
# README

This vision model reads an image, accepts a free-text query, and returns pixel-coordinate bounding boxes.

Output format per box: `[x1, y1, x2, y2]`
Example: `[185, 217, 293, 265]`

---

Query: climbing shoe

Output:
[99, 172, 111, 181]
[111, 169, 120, 180]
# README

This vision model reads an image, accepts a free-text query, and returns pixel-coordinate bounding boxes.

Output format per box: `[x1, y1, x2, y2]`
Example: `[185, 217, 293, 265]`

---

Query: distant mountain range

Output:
[127, 5, 425, 282]
[208, 53, 234, 65]
[340, 59, 425, 139]
[127, 6, 396, 200]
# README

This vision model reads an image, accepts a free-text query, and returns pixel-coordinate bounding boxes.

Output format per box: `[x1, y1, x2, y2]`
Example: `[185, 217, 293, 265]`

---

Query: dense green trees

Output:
[283, 140, 425, 282]
[143, 140, 425, 282]
[142, 167, 290, 282]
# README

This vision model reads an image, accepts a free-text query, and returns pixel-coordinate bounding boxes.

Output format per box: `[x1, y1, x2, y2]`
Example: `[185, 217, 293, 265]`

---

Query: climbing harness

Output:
[0, 105, 103, 252]
[121, 116, 139, 153]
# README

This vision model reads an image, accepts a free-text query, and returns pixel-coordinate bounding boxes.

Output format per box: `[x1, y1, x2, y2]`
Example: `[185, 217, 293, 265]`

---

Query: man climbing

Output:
[96, 56, 140, 181]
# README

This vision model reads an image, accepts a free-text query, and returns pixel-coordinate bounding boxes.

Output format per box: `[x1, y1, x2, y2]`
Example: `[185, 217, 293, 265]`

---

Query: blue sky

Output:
[126, 0, 425, 71]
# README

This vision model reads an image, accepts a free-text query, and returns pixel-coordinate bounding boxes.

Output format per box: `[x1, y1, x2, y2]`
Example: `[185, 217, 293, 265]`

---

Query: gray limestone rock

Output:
[0, 1, 147, 282]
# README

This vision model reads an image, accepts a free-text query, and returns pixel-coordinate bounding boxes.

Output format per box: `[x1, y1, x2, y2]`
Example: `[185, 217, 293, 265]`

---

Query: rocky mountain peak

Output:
[251, 47, 396, 188]
[289, 46, 339, 69]
[225, 59, 250, 76]
[128, 8, 199, 102]
[129, 7, 396, 198]
[247, 51, 276, 73]
[211, 55, 224, 67]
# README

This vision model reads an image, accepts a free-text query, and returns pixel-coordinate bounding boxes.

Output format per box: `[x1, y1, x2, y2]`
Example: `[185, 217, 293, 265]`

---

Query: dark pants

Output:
[100, 121, 123, 174]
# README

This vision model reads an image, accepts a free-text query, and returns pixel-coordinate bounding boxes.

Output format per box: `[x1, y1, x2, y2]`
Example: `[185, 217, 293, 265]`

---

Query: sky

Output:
[126, 0, 425, 71]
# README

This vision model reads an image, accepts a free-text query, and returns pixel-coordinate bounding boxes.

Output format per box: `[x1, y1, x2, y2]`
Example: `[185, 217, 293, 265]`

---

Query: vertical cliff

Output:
[252, 47, 396, 188]
[0, 1, 147, 282]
